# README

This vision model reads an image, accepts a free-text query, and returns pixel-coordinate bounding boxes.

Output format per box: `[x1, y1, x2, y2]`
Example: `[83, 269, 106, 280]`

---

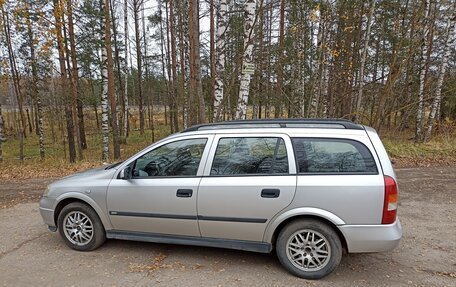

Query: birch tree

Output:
[415, 0, 431, 141]
[424, 8, 455, 142]
[0, 101, 3, 163]
[169, 0, 180, 129]
[235, 0, 256, 120]
[103, 0, 121, 160]
[100, 0, 110, 162]
[213, 0, 229, 122]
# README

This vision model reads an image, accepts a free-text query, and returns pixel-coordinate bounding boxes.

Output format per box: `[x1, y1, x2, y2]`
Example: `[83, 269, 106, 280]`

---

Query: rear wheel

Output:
[276, 219, 342, 279]
[58, 202, 106, 251]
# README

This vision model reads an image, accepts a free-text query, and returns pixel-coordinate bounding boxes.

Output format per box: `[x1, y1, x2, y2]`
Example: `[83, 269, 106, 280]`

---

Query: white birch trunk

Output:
[309, 12, 323, 118]
[415, 0, 430, 141]
[235, 0, 256, 120]
[181, 0, 190, 129]
[213, 0, 229, 122]
[0, 102, 4, 162]
[424, 12, 455, 141]
[355, 0, 375, 122]
[37, 94, 44, 159]
[101, 42, 110, 162]
[123, 0, 129, 139]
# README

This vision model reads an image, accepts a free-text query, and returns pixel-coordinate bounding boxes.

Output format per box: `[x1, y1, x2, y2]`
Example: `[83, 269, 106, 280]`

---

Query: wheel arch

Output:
[54, 193, 112, 231]
[265, 209, 348, 252]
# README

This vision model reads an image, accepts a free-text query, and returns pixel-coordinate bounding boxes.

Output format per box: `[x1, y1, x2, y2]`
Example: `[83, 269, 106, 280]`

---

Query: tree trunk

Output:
[2, 5, 27, 160]
[169, 0, 180, 130]
[133, 0, 144, 134]
[188, 0, 206, 124]
[235, 0, 257, 120]
[164, 0, 174, 132]
[274, 0, 285, 118]
[213, 0, 228, 122]
[177, 0, 189, 128]
[123, 0, 129, 141]
[354, 0, 375, 122]
[110, 0, 124, 140]
[67, 0, 87, 150]
[53, 0, 76, 163]
[415, 0, 430, 141]
[209, 0, 215, 121]
[0, 102, 4, 162]
[103, 0, 120, 159]
[158, 0, 170, 131]
[100, 4, 110, 162]
[424, 11, 454, 142]
[25, 6, 45, 160]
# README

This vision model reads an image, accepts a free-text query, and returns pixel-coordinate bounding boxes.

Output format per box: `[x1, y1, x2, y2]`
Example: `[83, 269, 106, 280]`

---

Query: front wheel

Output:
[276, 219, 342, 279]
[57, 202, 106, 251]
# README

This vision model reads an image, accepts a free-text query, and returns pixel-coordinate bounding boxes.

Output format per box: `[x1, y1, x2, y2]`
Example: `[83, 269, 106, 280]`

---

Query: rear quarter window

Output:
[291, 138, 378, 174]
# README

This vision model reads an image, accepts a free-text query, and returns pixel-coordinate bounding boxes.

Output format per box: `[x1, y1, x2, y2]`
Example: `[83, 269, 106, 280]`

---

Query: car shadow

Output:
[95, 238, 399, 280]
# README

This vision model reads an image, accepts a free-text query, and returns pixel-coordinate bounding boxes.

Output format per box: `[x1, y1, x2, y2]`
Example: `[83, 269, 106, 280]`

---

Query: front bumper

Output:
[39, 196, 56, 231]
[338, 219, 402, 253]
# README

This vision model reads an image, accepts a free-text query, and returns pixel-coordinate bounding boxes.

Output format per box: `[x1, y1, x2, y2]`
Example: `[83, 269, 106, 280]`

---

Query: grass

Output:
[0, 111, 455, 180]
[0, 113, 173, 180]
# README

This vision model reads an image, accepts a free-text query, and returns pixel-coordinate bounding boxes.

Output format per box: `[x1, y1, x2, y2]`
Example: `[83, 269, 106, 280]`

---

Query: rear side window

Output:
[291, 138, 377, 174]
[211, 137, 289, 175]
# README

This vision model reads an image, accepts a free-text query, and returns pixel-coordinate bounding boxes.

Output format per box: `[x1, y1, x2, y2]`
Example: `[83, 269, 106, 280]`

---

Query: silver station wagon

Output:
[39, 119, 402, 279]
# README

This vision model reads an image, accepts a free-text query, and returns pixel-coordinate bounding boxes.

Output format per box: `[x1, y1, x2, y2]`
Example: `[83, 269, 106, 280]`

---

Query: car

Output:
[39, 119, 402, 279]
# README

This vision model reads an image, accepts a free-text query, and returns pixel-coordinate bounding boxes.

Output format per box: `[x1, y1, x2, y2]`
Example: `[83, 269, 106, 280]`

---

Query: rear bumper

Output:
[338, 219, 402, 253]
[39, 196, 56, 231]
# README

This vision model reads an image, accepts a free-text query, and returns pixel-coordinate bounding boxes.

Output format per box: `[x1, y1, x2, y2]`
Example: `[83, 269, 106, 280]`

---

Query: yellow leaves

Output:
[329, 49, 340, 58]
[0, 160, 99, 180]
[310, 8, 320, 23]
[129, 253, 168, 273]
[289, 24, 300, 34]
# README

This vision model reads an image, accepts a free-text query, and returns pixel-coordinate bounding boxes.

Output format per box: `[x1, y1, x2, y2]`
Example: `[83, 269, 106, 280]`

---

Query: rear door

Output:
[197, 133, 296, 242]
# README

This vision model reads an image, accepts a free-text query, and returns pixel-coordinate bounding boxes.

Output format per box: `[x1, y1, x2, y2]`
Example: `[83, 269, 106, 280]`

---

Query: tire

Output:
[57, 202, 106, 251]
[276, 219, 342, 279]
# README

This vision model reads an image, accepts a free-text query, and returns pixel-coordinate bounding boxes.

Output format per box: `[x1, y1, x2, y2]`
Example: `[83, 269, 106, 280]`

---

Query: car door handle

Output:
[176, 189, 193, 198]
[261, 188, 280, 198]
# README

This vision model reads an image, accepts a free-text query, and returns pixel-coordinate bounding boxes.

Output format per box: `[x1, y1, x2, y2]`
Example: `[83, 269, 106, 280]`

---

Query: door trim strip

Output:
[109, 211, 267, 223]
[109, 211, 197, 220]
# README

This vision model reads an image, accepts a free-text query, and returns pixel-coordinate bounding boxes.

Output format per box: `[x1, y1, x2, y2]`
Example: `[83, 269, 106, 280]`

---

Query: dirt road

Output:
[0, 167, 455, 286]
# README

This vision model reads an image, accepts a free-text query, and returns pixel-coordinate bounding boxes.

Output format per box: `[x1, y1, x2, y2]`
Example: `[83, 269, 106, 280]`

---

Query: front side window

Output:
[292, 138, 377, 174]
[211, 137, 289, 175]
[133, 138, 207, 177]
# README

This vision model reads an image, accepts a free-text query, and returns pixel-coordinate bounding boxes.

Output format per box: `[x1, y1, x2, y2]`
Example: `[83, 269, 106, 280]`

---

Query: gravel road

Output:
[0, 167, 455, 287]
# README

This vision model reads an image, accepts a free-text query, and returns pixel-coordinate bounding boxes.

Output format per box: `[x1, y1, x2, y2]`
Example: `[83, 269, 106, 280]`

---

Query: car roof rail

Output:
[181, 118, 364, 132]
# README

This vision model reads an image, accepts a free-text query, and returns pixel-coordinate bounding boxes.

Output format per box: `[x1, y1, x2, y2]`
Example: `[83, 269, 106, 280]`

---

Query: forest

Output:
[0, 0, 455, 176]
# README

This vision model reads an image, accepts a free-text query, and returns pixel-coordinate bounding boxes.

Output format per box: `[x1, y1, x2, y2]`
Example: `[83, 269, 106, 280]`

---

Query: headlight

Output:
[43, 187, 51, 197]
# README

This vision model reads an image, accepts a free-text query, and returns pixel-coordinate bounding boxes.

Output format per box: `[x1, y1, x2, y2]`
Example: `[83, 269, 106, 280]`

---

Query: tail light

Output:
[382, 176, 398, 224]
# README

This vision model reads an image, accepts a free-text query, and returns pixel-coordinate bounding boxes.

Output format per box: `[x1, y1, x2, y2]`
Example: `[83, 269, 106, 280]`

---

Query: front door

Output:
[107, 135, 213, 237]
[198, 134, 297, 242]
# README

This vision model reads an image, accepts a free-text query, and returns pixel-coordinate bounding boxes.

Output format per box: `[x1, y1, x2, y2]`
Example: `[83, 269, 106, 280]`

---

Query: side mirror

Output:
[119, 167, 131, 180]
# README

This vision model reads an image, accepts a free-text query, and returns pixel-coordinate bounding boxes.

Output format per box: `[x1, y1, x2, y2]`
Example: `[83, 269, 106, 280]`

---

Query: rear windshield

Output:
[291, 138, 378, 174]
